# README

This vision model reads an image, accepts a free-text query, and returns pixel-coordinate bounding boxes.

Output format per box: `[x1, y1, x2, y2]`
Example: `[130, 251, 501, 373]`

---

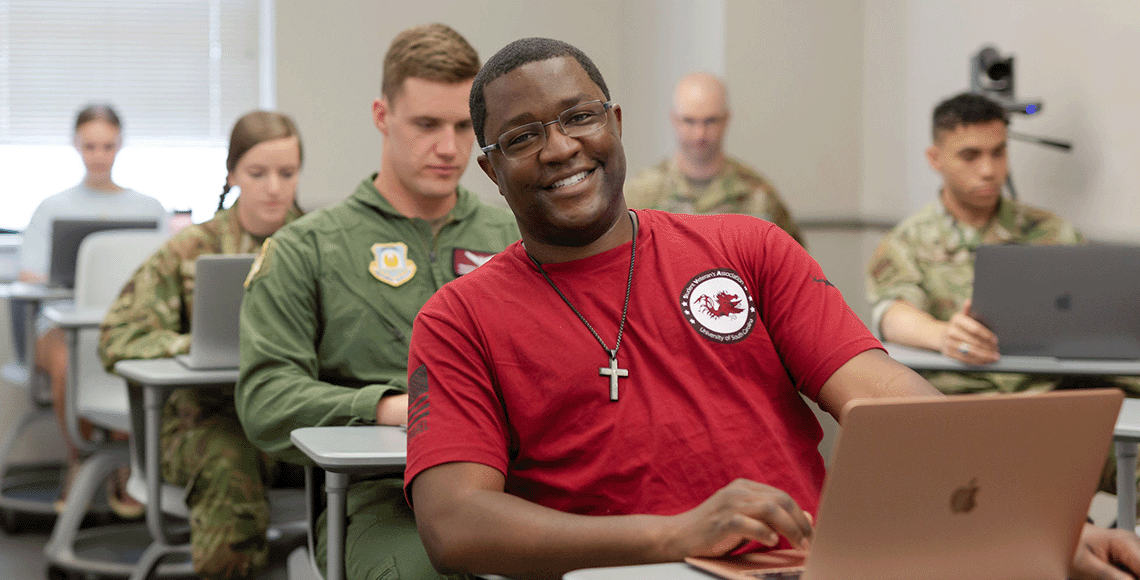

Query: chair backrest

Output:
[74, 229, 167, 311]
[72, 230, 167, 434]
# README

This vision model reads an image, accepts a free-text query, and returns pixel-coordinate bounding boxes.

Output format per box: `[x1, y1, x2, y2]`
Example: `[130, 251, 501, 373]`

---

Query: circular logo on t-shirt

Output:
[680, 268, 757, 343]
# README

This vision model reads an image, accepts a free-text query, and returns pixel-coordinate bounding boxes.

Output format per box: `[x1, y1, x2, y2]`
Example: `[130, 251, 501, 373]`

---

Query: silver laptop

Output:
[971, 244, 1140, 360]
[176, 254, 255, 370]
[687, 389, 1123, 580]
[48, 218, 159, 288]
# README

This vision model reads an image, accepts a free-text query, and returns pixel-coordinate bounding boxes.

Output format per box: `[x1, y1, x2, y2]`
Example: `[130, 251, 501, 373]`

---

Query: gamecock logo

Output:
[680, 269, 756, 343]
[695, 291, 745, 319]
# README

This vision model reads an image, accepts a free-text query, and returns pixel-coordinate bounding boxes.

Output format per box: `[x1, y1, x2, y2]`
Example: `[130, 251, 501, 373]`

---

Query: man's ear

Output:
[373, 98, 390, 136]
[477, 154, 500, 190]
[612, 104, 623, 138]
[925, 144, 941, 172]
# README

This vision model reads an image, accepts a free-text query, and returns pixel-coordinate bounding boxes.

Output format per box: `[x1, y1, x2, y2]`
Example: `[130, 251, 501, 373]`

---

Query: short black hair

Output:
[932, 92, 1008, 143]
[470, 37, 611, 148]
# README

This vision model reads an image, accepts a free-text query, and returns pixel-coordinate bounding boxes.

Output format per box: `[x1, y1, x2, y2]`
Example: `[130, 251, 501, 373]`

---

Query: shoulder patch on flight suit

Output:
[244, 238, 275, 288]
[370, 242, 417, 287]
[453, 248, 496, 276]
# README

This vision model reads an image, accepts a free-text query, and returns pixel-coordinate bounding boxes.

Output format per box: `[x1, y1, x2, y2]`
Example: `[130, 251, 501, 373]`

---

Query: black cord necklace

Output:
[526, 209, 637, 401]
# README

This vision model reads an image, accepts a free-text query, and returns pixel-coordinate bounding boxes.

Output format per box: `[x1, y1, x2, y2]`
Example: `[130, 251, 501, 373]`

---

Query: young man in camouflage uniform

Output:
[624, 72, 805, 247]
[235, 24, 519, 580]
[866, 92, 1140, 504]
[865, 92, 1098, 394]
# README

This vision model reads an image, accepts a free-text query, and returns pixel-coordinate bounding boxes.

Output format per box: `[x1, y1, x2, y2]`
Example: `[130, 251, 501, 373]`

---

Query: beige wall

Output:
[275, 0, 732, 212]
[273, 0, 873, 318]
[274, 0, 864, 219]
[862, 0, 1140, 243]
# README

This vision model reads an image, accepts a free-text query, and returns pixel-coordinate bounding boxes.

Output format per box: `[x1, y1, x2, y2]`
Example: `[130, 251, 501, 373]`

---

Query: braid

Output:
[218, 184, 231, 212]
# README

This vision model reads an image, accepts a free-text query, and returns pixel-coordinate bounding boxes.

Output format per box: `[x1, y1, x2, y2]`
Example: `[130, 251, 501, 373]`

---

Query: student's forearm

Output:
[420, 485, 672, 580]
[415, 464, 812, 580]
[879, 301, 946, 352]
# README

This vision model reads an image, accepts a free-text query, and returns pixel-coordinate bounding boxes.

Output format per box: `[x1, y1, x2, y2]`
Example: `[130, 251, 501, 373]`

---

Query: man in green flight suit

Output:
[235, 24, 519, 580]
[624, 71, 805, 247]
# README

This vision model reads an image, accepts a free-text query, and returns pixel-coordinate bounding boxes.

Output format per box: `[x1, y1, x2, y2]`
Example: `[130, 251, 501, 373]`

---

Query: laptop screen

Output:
[48, 218, 159, 289]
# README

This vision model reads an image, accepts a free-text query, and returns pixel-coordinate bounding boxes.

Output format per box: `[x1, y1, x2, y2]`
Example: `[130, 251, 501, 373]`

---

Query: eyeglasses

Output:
[482, 100, 614, 159]
[676, 115, 727, 129]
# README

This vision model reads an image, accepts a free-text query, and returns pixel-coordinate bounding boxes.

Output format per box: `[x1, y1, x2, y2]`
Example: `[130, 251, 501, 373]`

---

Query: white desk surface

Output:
[884, 342, 1140, 376]
[42, 304, 104, 327]
[0, 281, 74, 301]
[563, 562, 704, 580]
[290, 426, 407, 474]
[1116, 398, 1140, 441]
[114, 358, 239, 387]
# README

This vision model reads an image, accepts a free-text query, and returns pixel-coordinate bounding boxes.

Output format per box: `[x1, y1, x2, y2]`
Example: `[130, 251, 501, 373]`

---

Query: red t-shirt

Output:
[406, 210, 881, 520]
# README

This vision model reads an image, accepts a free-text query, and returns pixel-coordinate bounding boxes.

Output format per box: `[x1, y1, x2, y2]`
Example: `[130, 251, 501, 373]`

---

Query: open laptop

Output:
[48, 218, 159, 288]
[686, 389, 1123, 580]
[175, 254, 256, 370]
[971, 244, 1140, 360]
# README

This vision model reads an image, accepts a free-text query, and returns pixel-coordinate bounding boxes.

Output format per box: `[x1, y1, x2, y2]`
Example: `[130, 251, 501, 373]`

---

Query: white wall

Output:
[862, 0, 1140, 243]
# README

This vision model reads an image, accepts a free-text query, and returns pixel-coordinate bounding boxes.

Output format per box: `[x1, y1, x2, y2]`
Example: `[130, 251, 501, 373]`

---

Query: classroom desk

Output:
[290, 425, 407, 580]
[113, 358, 238, 551]
[884, 341, 1140, 531]
[0, 283, 73, 521]
[42, 304, 122, 437]
[1, 281, 73, 386]
[563, 563, 705, 580]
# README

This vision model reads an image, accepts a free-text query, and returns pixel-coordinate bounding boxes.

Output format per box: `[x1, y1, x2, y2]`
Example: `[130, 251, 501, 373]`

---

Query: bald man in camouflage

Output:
[625, 71, 805, 247]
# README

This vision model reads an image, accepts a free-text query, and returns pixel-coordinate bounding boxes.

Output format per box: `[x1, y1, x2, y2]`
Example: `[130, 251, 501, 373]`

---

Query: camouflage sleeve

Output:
[623, 166, 665, 210]
[865, 231, 931, 333]
[98, 242, 192, 372]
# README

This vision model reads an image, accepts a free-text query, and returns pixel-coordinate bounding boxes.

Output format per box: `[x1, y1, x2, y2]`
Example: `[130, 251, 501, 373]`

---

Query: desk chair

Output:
[0, 283, 72, 532]
[288, 426, 405, 580]
[288, 426, 511, 580]
[41, 229, 170, 579]
[122, 372, 306, 580]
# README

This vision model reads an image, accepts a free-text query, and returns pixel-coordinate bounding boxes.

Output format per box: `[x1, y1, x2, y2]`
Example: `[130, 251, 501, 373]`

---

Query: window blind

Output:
[0, 0, 261, 146]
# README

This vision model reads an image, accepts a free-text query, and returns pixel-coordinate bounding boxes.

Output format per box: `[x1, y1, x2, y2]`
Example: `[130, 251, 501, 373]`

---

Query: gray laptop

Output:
[176, 254, 256, 370]
[48, 218, 159, 288]
[687, 389, 1123, 580]
[972, 244, 1140, 359]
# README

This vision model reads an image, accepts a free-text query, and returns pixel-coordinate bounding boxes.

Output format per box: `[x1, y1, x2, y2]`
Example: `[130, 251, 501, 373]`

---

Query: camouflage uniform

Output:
[99, 200, 302, 580]
[867, 196, 1140, 502]
[625, 156, 806, 247]
[865, 196, 1140, 398]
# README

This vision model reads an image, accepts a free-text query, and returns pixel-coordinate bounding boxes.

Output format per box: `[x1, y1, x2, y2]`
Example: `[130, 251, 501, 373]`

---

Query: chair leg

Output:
[0, 406, 53, 482]
[43, 448, 124, 560]
[128, 540, 190, 580]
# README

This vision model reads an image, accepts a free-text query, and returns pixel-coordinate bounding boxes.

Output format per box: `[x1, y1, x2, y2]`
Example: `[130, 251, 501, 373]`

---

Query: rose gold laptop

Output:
[687, 389, 1123, 580]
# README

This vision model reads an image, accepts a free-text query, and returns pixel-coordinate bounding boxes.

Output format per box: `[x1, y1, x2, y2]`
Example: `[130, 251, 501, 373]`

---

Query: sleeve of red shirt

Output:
[404, 286, 511, 505]
[744, 222, 884, 400]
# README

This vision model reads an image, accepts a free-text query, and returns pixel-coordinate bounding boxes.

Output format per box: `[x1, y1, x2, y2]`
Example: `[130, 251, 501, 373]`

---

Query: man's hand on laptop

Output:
[940, 300, 1000, 365]
[1070, 523, 1140, 580]
[666, 478, 813, 559]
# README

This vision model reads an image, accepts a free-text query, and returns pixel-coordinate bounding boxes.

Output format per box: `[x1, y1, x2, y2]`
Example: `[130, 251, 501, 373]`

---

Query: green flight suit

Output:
[236, 176, 519, 580]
